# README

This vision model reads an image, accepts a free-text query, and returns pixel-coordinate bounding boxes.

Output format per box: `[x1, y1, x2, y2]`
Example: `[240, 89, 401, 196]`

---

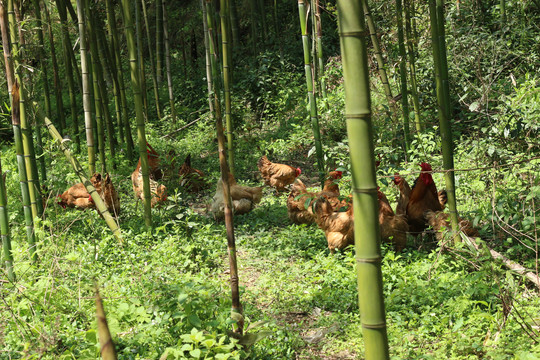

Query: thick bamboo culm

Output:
[134, 0, 149, 120]
[122, 0, 153, 227]
[8, 0, 43, 219]
[0, 157, 15, 282]
[206, 0, 243, 335]
[297, 0, 325, 188]
[140, 0, 162, 120]
[201, 0, 214, 113]
[314, 0, 327, 101]
[34, 101, 122, 242]
[429, 0, 460, 241]
[336, 0, 391, 358]
[11, 83, 37, 262]
[76, 0, 96, 174]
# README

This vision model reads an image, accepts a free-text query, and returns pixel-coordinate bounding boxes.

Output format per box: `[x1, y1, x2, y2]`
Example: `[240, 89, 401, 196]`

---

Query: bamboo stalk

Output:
[314, 0, 327, 101]
[34, 101, 122, 241]
[395, 0, 410, 153]
[95, 284, 118, 359]
[76, 0, 96, 174]
[298, 0, 325, 188]
[140, 0, 162, 120]
[220, 0, 235, 177]
[156, 0, 163, 85]
[11, 82, 37, 262]
[201, 0, 214, 113]
[404, 0, 422, 132]
[122, 0, 153, 227]
[0, 157, 15, 282]
[134, 0, 148, 118]
[336, 0, 390, 357]
[162, 0, 177, 124]
[429, 0, 460, 241]
[206, 0, 243, 335]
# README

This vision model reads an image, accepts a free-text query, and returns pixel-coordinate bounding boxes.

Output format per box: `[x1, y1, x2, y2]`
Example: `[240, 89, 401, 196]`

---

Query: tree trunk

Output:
[396, 0, 410, 153]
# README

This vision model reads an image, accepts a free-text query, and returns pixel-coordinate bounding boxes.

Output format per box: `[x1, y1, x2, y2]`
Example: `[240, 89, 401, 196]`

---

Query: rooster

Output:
[425, 210, 479, 242]
[378, 188, 408, 252]
[132, 161, 167, 207]
[211, 174, 263, 219]
[406, 163, 443, 234]
[393, 174, 411, 216]
[314, 195, 354, 253]
[178, 154, 206, 192]
[257, 155, 301, 192]
[438, 190, 448, 209]
[98, 173, 120, 217]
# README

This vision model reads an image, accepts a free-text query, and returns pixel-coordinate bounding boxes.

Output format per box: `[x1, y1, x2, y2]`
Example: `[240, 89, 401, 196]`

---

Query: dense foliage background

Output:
[0, 0, 539, 358]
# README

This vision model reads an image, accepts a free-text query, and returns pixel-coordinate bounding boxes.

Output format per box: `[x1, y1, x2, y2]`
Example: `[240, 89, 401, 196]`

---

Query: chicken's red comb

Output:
[393, 173, 401, 183]
[333, 170, 343, 179]
[296, 168, 302, 176]
[420, 162, 432, 171]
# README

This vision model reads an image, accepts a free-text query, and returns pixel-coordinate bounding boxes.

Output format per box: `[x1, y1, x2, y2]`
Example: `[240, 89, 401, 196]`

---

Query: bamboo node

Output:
[353, 187, 378, 194]
[356, 257, 382, 264]
[340, 31, 369, 37]
[362, 322, 387, 329]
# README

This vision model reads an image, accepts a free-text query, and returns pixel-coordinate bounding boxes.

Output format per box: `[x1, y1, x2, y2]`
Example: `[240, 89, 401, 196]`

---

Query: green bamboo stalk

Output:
[336, 0, 390, 357]
[134, 0, 149, 118]
[0, 157, 15, 282]
[314, 0, 327, 100]
[297, 0, 325, 188]
[220, 0, 235, 177]
[201, 0, 214, 113]
[122, 0, 153, 227]
[86, 1, 107, 174]
[249, 0, 257, 54]
[0, 3, 14, 92]
[395, 0, 410, 153]
[95, 284, 118, 359]
[206, 0, 243, 335]
[162, 0, 177, 124]
[8, 0, 42, 220]
[101, 3, 123, 146]
[76, 0, 96, 174]
[11, 83, 37, 262]
[363, 1, 397, 117]
[229, 0, 239, 49]
[34, 101, 122, 241]
[55, 0, 80, 153]
[500, 0, 506, 24]
[404, 0, 422, 132]
[429, 0, 460, 241]
[31, 0, 49, 182]
[156, 0, 163, 85]
[140, 0, 162, 120]
[107, 0, 134, 159]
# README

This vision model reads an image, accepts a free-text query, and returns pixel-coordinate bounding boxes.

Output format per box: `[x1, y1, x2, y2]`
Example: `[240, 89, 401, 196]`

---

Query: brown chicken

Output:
[393, 174, 411, 216]
[257, 155, 301, 192]
[406, 162, 443, 234]
[314, 196, 354, 253]
[286, 179, 317, 224]
[438, 190, 448, 209]
[57, 183, 95, 210]
[135, 142, 163, 180]
[96, 173, 121, 217]
[286, 171, 344, 225]
[132, 161, 167, 207]
[178, 154, 206, 192]
[211, 174, 263, 219]
[425, 210, 479, 242]
[378, 188, 408, 252]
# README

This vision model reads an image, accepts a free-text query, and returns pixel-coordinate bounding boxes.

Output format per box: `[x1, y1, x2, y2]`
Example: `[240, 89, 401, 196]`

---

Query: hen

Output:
[425, 210, 479, 242]
[211, 174, 263, 219]
[393, 174, 411, 216]
[286, 171, 343, 225]
[257, 155, 301, 192]
[57, 182, 94, 210]
[132, 161, 167, 207]
[378, 188, 408, 252]
[95, 173, 121, 217]
[314, 195, 354, 253]
[178, 154, 206, 192]
[135, 142, 163, 180]
[406, 162, 443, 234]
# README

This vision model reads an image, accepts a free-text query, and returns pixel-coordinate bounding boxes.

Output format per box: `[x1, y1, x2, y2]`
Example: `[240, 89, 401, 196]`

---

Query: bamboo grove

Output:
[0, 0, 534, 357]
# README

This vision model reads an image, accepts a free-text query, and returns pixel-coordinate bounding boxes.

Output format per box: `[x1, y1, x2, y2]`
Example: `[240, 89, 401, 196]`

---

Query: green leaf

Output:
[188, 314, 202, 328]
[238, 331, 273, 346]
[189, 348, 201, 358]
